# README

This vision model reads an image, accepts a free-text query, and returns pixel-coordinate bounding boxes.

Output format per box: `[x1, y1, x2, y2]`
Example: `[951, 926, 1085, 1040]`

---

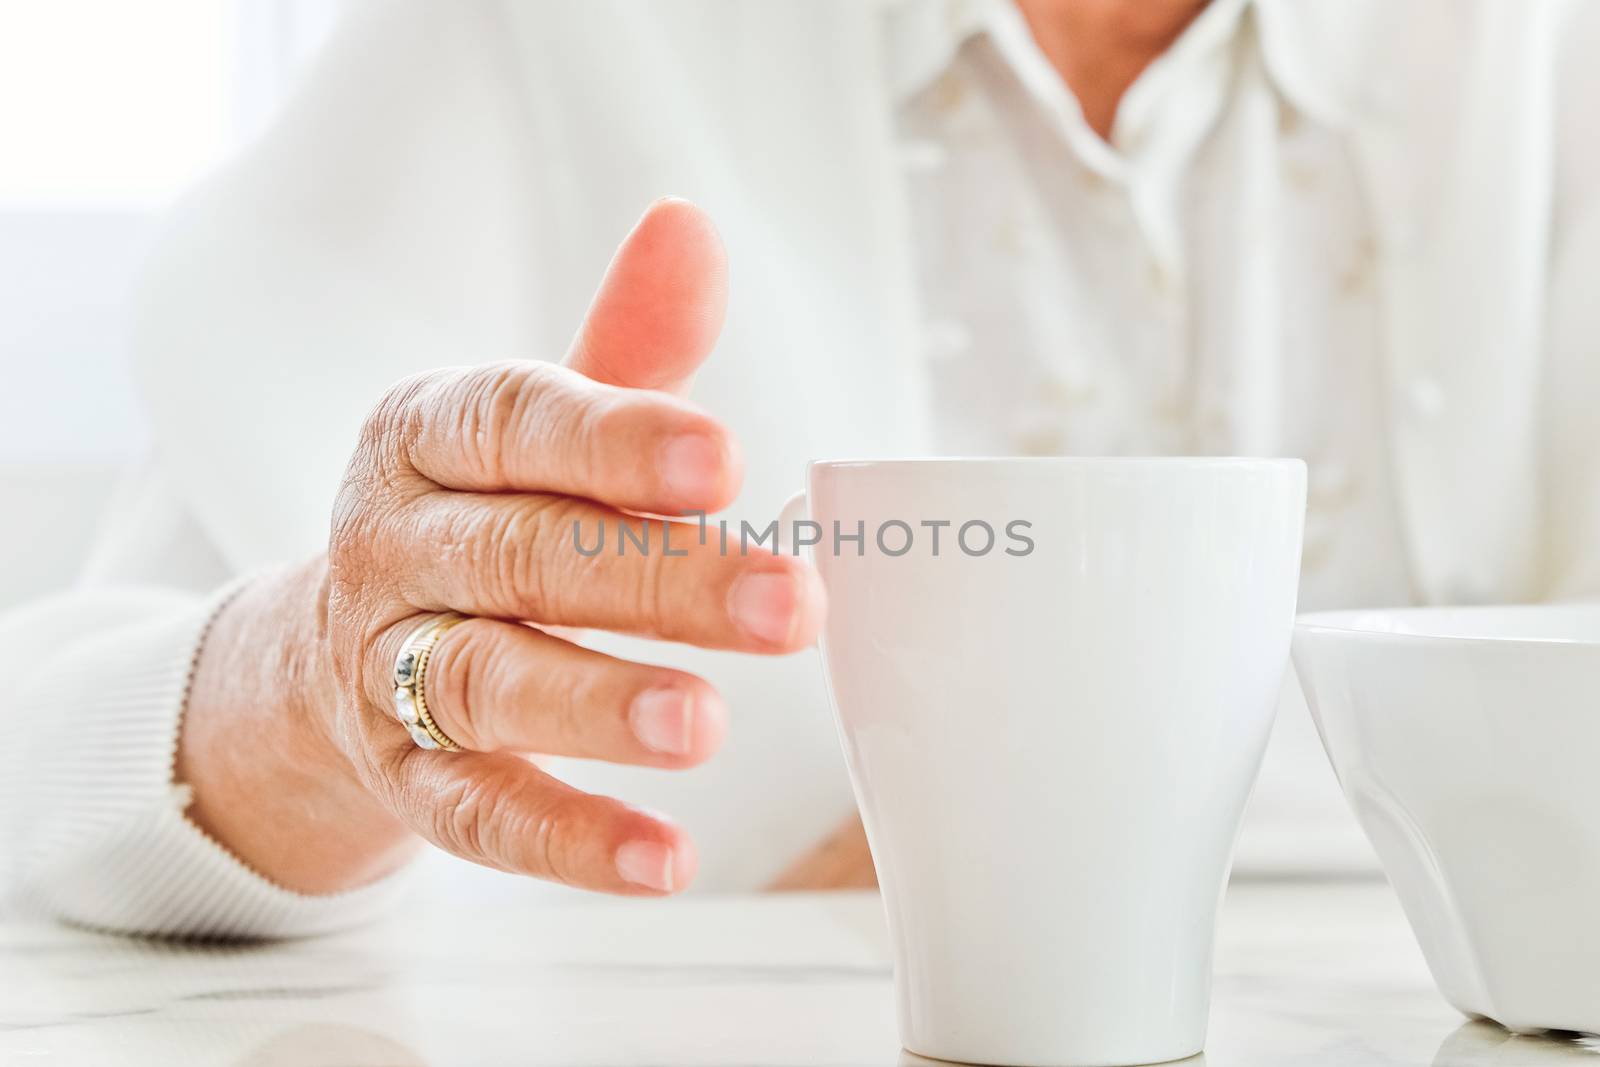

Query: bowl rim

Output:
[1295, 602, 1600, 647]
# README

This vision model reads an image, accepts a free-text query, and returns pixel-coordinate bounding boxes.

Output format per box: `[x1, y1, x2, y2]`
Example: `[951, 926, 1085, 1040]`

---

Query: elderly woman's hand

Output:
[177, 200, 825, 896]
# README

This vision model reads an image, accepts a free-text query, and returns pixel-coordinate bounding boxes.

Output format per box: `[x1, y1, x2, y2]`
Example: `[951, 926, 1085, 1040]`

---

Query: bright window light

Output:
[0, 1, 232, 207]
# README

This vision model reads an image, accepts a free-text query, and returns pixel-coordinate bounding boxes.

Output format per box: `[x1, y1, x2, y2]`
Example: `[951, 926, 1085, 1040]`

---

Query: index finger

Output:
[379, 361, 743, 516]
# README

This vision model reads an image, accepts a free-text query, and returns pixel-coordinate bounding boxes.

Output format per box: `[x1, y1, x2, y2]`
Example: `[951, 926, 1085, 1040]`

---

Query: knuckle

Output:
[591, 387, 684, 441]
[430, 771, 485, 860]
[459, 360, 574, 487]
[356, 732, 411, 803]
[434, 766, 532, 869]
[428, 626, 491, 748]
[583, 384, 653, 451]
[434, 774, 491, 861]
[352, 622, 399, 707]
[634, 532, 676, 635]
[550, 385, 608, 490]
[526, 793, 588, 886]
[326, 516, 415, 677]
[328, 482, 368, 557]
[335, 373, 439, 564]
[457, 362, 528, 486]
[327, 481, 392, 579]
[362, 371, 433, 468]
[543, 653, 598, 750]
[474, 495, 578, 619]
[326, 627, 366, 709]
[343, 716, 422, 821]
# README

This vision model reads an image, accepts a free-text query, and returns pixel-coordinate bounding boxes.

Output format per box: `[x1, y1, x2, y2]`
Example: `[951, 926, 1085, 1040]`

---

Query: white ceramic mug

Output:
[783, 458, 1306, 1067]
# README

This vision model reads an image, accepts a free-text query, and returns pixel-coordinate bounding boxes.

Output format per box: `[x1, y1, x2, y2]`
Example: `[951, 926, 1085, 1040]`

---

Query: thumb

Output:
[564, 197, 728, 396]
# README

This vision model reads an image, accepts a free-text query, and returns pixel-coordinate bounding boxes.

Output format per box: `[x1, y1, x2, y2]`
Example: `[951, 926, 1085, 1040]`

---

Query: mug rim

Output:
[808, 456, 1305, 472]
[1296, 604, 1600, 647]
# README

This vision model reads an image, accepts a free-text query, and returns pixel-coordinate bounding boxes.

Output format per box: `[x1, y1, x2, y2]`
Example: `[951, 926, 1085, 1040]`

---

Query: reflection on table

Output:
[3, 883, 1598, 1066]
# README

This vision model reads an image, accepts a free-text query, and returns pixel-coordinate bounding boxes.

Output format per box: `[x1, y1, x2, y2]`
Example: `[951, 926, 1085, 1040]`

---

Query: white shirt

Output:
[4, 0, 1598, 937]
[896, 0, 1411, 611]
[895, 0, 1416, 873]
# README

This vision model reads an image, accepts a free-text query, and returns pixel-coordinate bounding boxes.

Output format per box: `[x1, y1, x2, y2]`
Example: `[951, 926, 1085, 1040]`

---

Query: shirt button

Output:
[1403, 378, 1445, 419]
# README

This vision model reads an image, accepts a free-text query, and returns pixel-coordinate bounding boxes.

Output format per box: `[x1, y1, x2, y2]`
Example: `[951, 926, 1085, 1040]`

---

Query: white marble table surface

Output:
[2, 880, 1597, 1066]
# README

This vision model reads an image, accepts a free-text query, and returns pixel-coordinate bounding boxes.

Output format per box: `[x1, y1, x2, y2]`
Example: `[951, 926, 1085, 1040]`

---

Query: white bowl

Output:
[1293, 604, 1600, 1036]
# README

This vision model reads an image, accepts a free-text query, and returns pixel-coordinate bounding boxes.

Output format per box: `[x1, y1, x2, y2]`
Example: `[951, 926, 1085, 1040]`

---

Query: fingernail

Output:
[630, 687, 693, 755]
[658, 434, 721, 503]
[728, 570, 800, 646]
[616, 840, 676, 892]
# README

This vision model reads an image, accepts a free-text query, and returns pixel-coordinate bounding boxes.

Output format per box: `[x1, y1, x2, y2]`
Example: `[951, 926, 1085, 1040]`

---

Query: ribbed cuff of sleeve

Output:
[10, 579, 409, 940]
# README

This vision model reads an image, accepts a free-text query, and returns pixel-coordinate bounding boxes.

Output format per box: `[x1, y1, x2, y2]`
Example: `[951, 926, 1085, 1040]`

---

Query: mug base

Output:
[900, 1041, 1204, 1067]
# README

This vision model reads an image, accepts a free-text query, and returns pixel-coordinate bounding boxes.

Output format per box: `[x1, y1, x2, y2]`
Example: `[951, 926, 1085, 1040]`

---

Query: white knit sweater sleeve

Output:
[0, 582, 408, 939]
[0, 4, 527, 939]
[0, 504, 407, 939]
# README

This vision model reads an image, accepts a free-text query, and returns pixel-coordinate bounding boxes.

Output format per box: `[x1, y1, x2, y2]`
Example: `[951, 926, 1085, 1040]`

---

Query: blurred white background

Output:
[0, 2, 1376, 884]
[0, 0, 340, 609]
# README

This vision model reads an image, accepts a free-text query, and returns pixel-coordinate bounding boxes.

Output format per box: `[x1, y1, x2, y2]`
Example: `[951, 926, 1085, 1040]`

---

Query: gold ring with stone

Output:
[392, 615, 465, 752]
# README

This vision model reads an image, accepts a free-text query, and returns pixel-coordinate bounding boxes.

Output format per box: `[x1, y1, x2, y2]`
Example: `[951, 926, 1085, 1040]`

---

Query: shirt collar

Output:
[884, 0, 996, 105]
[885, 0, 1352, 144]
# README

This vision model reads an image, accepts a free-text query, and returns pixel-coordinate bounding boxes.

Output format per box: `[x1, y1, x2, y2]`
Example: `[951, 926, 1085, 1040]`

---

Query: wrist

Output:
[179, 560, 417, 894]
